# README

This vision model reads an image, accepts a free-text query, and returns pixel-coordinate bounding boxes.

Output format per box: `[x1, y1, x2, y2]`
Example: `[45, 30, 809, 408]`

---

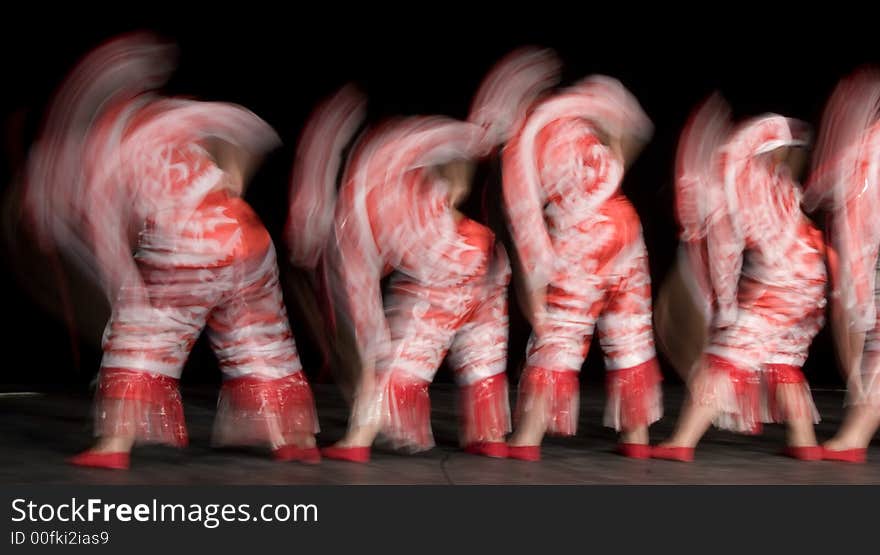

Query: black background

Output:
[1, 8, 875, 393]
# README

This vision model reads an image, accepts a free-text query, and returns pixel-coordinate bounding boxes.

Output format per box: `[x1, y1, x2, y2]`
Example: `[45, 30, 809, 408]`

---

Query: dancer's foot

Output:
[273, 445, 322, 464]
[506, 444, 541, 462]
[781, 445, 823, 461]
[650, 444, 695, 462]
[464, 442, 509, 458]
[617, 443, 652, 459]
[68, 450, 131, 470]
[320, 445, 371, 463]
[822, 435, 868, 463]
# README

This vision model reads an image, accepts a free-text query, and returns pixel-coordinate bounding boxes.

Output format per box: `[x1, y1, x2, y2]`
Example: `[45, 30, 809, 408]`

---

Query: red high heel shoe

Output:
[272, 446, 323, 464]
[650, 445, 695, 462]
[617, 443, 652, 459]
[782, 446, 823, 461]
[320, 446, 371, 463]
[298, 447, 322, 465]
[507, 445, 541, 461]
[822, 447, 868, 463]
[464, 442, 509, 458]
[68, 451, 131, 470]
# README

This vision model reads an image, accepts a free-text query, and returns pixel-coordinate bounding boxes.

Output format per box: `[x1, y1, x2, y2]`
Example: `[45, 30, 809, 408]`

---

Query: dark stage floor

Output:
[1, 383, 879, 484]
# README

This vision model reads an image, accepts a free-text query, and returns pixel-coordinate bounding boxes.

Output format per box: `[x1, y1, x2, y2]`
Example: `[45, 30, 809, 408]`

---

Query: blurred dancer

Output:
[502, 76, 661, 461]
[286, 85, 367, 403]
[324, 127, 512, 462]
[294, 49, 560, 462]
[653, 96, 730, 383]
[806, 69, 880, 463]
[654, 104, 826, 462]
[23, 34, 319, 470]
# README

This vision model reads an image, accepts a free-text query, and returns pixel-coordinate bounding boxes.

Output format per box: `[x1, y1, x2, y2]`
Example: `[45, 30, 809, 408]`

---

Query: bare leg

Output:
[329, 425, 381, 448]
[658, 400, 716, 449]
[86, 434, 136, 454]
[620, 426, 648, 445]
[330, 368, 382, 448]
[825, 321, 877, 450]
[658, 391, 717, 449]
[776, 383, 818, 447]
[508, 390, 549, 447]
[824, 404, 880, 451]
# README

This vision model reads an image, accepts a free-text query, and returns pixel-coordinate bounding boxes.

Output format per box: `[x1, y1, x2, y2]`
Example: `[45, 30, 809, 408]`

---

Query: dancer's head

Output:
[205, 138, 260, 193]
[727, 115, 809, 180]
[570, 75, 653, 168]
[435, 158, 476, 207]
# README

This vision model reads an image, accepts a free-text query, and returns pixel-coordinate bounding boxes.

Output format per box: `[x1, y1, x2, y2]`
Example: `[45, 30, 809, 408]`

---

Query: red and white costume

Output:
[25, 35, 318, 450]
[681, 111, 826, 433]
[673, 95, 733, 333]
[290, 49, 560, 451]
[502, 77, 662, 436]
[335, 119, 512, 450]
[807, 71, 880, 409]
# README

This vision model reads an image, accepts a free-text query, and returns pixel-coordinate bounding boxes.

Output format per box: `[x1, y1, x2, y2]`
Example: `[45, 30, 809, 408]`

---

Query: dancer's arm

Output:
[706, 208, 743, 328]
[501, 136, 554, 301]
